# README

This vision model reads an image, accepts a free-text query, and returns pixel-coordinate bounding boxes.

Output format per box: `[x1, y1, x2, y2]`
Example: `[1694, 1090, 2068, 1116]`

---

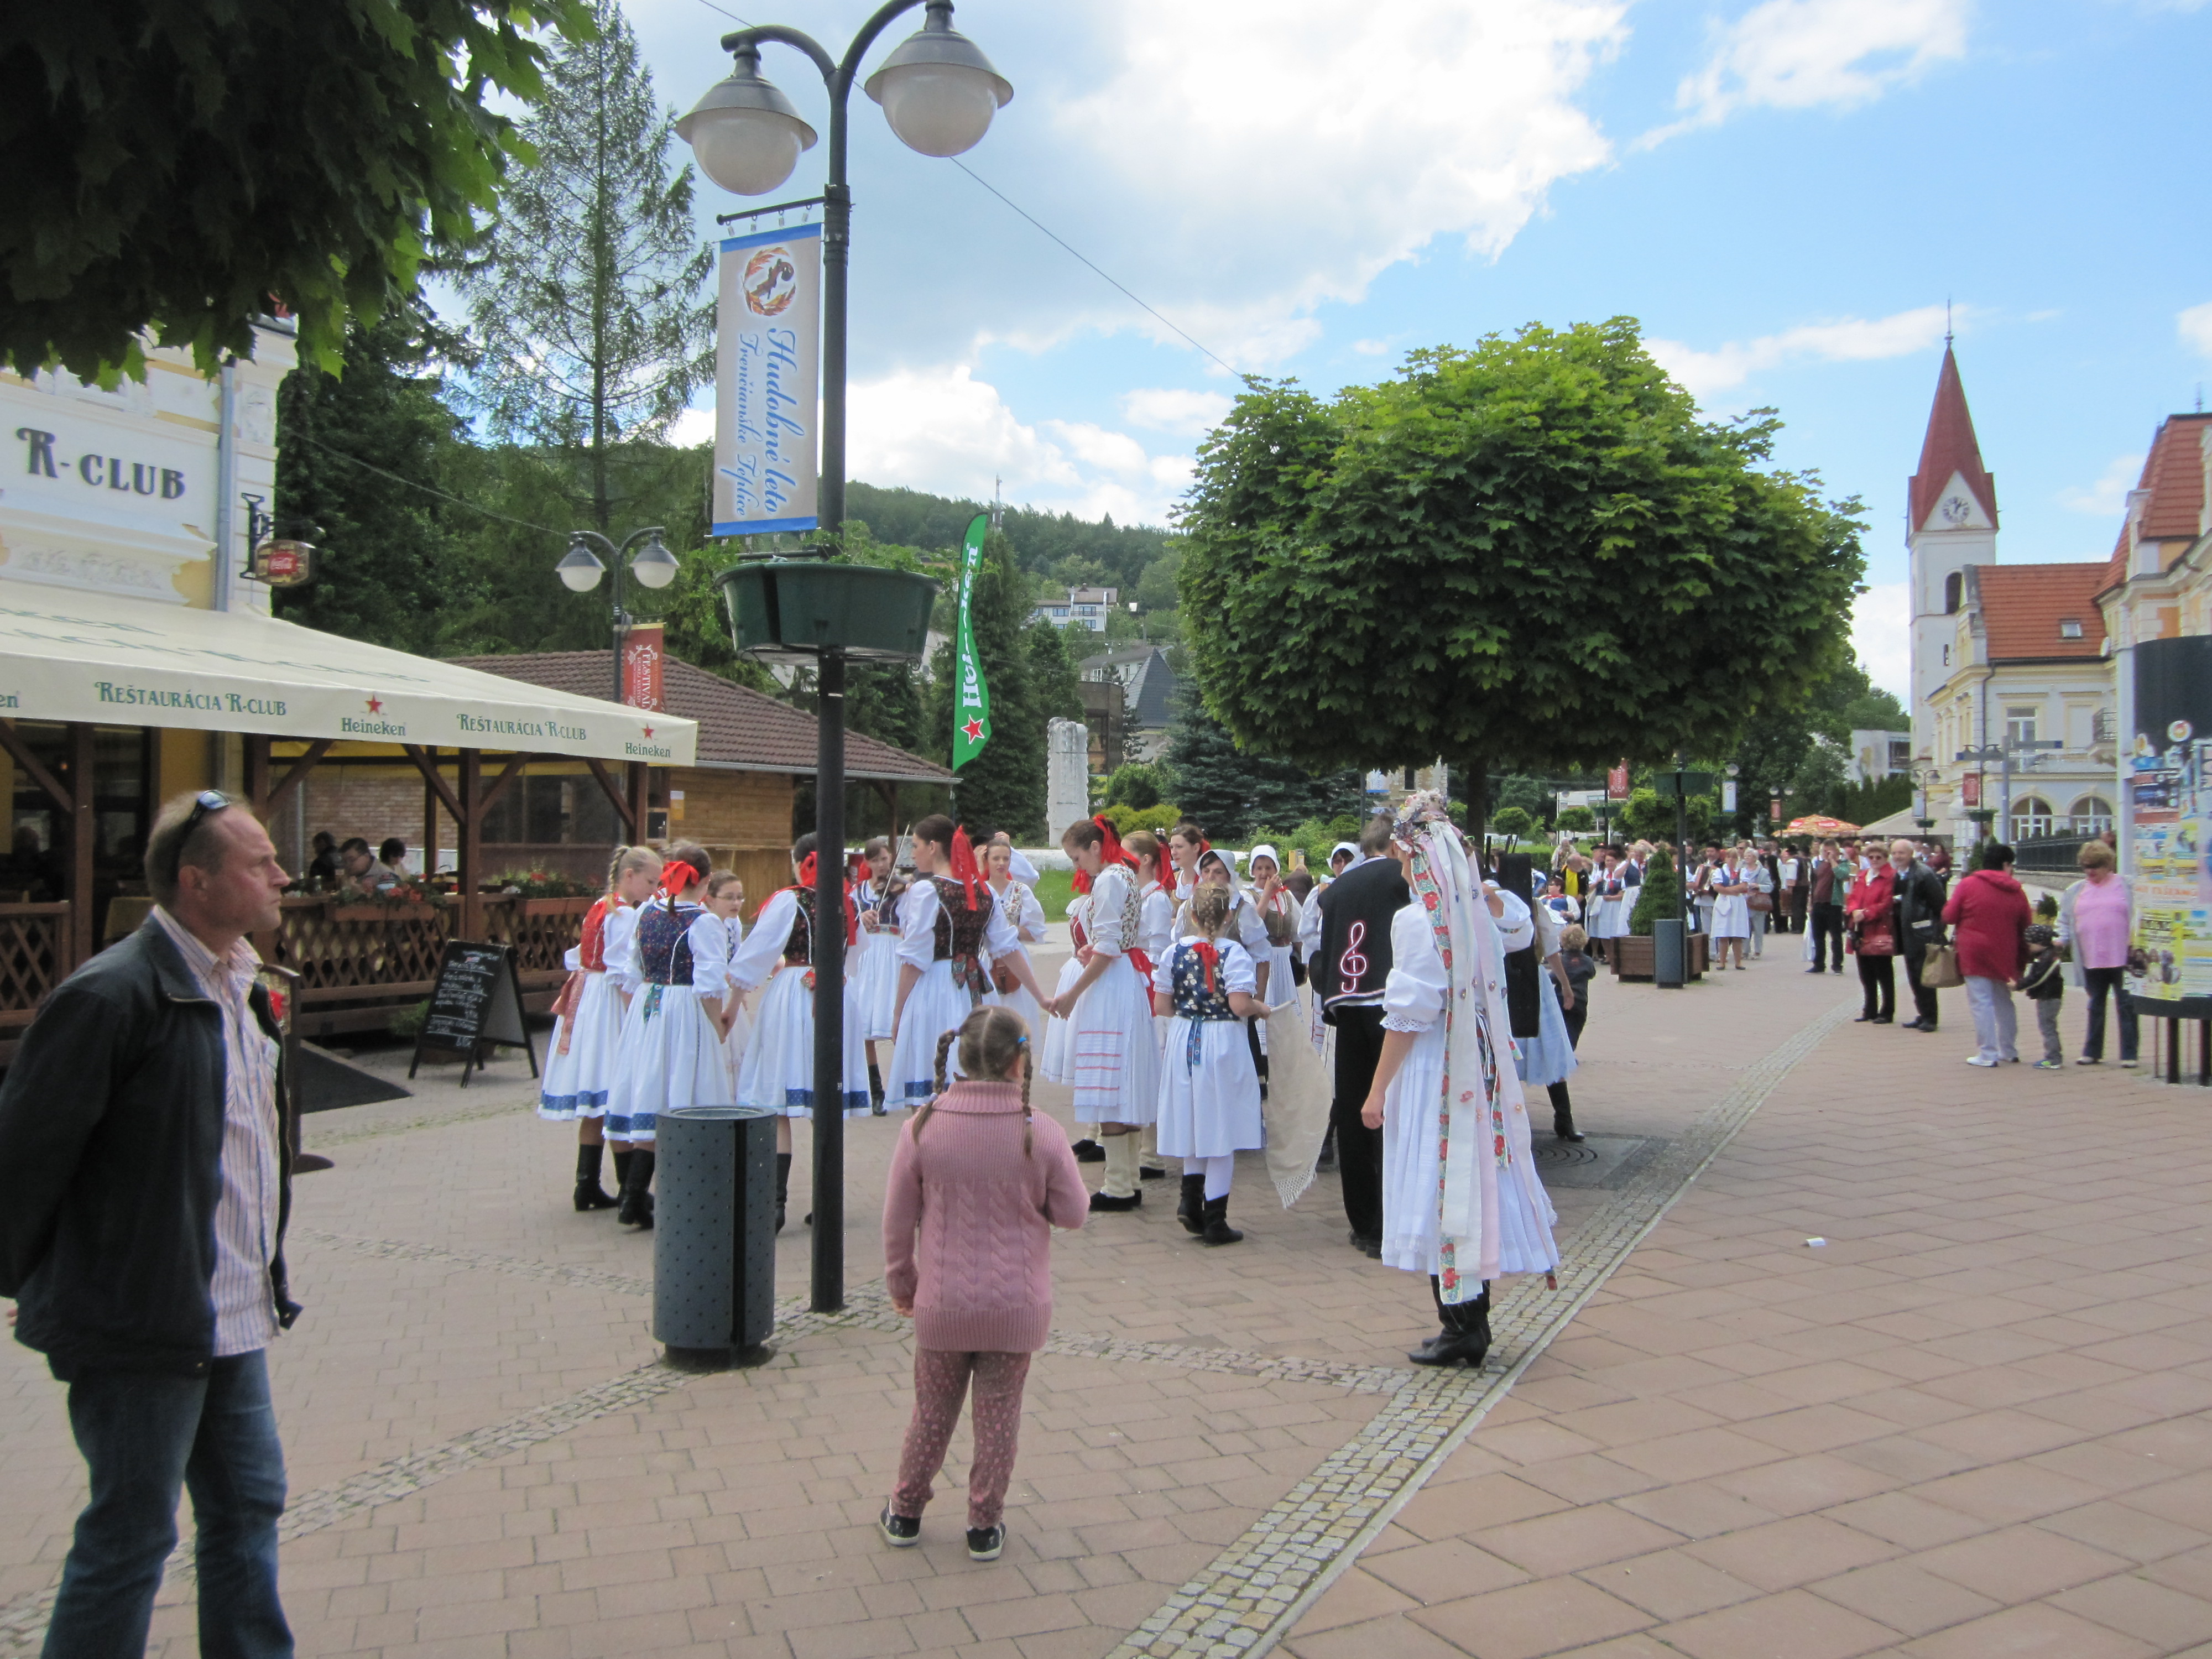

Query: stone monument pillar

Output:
[1046, 718, 1091, 842]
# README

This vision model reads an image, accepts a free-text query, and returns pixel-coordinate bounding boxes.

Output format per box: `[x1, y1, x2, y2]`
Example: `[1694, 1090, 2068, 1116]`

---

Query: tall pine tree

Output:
[1164, 698, 1363, 841]
[455, 0, 711, 531]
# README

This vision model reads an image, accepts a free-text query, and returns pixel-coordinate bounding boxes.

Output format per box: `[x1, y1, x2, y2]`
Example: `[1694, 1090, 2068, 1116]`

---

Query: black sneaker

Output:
[966, 1524, 1004, 1561]
[879, 1507, 920, 1548]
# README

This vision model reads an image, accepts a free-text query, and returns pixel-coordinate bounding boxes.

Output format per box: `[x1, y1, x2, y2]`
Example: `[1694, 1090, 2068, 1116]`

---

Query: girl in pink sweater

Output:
[880, 1006, 1088, 1561]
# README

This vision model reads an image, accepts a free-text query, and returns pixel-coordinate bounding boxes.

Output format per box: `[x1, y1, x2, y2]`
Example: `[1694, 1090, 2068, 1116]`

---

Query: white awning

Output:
[0, 578, 698, 765]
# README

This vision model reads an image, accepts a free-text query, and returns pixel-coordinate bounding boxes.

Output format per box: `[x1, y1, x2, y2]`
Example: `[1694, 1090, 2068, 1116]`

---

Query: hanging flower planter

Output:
[717, 559, 938, 663]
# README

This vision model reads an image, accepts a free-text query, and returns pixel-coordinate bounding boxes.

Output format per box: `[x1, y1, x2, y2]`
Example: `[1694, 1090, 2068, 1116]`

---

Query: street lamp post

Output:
[1955, 738, 2063, 844]
[677, 0, 1010, 1314]
[556, 527, 681, 703]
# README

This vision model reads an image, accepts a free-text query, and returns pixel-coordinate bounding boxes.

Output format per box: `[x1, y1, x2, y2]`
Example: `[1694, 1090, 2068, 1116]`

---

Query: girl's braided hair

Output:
[1187, 883, 1232, 937]
[914, 1005, 1034, 1156]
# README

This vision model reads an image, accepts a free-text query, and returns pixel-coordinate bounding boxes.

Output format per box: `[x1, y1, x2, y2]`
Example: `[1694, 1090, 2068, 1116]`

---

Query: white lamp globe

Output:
[864, 4, 1011, 159]
[556, 542, 606, 593]
[630, 534, 680, 591]
[677, 46, 820, 196]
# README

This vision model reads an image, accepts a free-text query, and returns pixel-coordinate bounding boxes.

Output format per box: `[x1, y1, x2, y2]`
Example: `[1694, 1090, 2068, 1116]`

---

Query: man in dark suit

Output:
[1807, 839, 1845, 972]
[1312, 815, 1408, 1258]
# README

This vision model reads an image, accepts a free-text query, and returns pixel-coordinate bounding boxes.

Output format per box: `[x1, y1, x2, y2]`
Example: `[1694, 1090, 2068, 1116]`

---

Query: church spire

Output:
[1910, 345, 1998, 532]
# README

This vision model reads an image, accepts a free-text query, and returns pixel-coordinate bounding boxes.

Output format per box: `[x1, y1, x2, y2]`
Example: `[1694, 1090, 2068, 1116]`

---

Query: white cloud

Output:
[2059, 453, 2147, 516]
[1852, 582, 1911, 702]
[1648, 0, 1970, 143]
[668, 405, 714, 448]
[1023, 0, 1626, 367]
[847, 363, 1190, 524]
[1648, 303, 1953, 395]
[2180, 301, 2212, 357]
[1119, 387, 1234, 437]
[1350, 339, 1395, 357]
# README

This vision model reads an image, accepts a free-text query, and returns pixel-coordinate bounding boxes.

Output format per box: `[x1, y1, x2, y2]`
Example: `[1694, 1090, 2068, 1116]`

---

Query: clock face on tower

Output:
[1940, 495, 1971, 526]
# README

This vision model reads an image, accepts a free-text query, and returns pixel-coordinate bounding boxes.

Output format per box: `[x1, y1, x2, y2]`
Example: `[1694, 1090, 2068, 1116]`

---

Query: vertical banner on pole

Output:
[2128, 635, 2212, 1019]
[620, 623, 666, 712]
[952, 513, 992, 769]
[1606, 763, 1630, 801]
[713, 223, 821, 538]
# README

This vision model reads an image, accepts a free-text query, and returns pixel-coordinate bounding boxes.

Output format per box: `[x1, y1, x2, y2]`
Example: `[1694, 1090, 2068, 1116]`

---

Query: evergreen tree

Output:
[272, 302, 466, 653]
[455, 0, 711, 532]
[1027, 622, 1084, 724]
[1163, 699, 1361, 842]
[925, 530, 1048, 839]
[1629, 847, 1682, 935]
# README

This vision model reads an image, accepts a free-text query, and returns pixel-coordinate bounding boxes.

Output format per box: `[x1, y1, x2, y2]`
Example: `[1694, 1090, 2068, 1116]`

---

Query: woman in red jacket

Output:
[1844, 858, 1899, 1023]
[1943, 843, 2033, 1067]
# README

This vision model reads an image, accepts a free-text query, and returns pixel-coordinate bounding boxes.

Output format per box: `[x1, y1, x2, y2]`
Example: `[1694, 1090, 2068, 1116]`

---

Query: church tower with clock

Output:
[1907, 342, 1999, 754]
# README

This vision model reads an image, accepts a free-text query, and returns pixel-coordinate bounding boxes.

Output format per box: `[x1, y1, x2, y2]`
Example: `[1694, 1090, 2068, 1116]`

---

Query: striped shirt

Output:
[153, 906, 281, 1356]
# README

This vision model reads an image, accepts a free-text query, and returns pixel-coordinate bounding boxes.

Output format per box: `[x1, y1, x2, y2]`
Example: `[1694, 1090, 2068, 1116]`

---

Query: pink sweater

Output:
[882, 1080, 1089, 1353]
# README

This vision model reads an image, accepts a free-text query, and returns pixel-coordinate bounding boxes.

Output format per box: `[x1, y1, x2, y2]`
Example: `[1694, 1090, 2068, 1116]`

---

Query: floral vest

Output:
[637, 900, 700, 987]
[1168, 940, 1238, 1070]
[931, 876, 995, 998]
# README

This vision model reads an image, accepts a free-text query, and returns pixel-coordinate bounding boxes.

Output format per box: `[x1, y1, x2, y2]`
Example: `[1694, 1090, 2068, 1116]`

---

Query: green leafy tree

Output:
[1618, 788, 1713, 846]
[272, 304, 467, 653]
[1026, 623, 1082, 725]
[1178, 319, 1866, 838]
[1557, 806, 1596, 833]
[1103, 761, 1171, 810]
[1163, 699, 1364, 842]
[1135, 548, 1183, 613]
[3, 0, 588, 382]
[455, 0, 711, 533]
[1629, 847, 1683, 935]
[1492, 806, 1533, 840]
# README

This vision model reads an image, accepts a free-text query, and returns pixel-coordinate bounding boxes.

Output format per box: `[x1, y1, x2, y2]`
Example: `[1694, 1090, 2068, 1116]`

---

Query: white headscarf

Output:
[1391, 791, 1549, 1296]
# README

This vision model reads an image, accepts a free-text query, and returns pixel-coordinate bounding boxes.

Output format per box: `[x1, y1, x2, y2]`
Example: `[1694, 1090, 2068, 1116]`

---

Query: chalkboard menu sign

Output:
[408, 941, 539, 1088]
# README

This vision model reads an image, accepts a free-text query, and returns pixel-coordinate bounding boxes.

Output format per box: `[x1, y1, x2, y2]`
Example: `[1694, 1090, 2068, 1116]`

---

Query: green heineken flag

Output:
[952, 512, 992, 769]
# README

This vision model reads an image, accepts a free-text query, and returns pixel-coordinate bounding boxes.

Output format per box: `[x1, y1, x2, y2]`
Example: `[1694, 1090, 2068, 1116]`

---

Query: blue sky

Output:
[615, 0, 2211, 696]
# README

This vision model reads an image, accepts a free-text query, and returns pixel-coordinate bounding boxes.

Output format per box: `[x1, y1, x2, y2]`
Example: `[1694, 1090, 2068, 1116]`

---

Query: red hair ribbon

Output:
[948, 825, 982, 910]
[659, 861, 702, 901]
[1074, 815, 1139, 896]
[1192, 940, 1220, 997]
[793, 852, 860, 944]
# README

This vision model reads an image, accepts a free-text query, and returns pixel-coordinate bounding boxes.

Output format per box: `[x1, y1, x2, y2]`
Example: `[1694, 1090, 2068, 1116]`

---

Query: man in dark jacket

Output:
[1889, 837, 1950, 1032]
[1, 790, 299, 1657]
[1806, 841, 1846, 972]
[1312, 815, 1407, 1257]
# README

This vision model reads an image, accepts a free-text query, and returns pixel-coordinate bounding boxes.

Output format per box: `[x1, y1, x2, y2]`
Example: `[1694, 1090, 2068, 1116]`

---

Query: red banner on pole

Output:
[1961, 773, 1980, 808]
[1606, 763, 1630, 801]
[1770, 796, 1783, 823]
[621, 623, 665, 712]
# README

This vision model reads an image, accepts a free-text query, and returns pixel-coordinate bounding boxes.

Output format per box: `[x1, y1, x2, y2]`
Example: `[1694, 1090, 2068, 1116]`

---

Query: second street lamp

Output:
[677, 0, 1011, 1315]
[556, 526, 677, 704]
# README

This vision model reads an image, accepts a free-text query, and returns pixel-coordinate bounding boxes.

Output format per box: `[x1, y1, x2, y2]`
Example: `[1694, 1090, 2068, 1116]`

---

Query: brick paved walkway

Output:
[3, 932, 2206, 1658]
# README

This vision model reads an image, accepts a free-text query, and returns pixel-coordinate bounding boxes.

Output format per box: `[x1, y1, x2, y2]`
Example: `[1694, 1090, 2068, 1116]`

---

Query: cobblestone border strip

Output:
[288, 1228, 655, 1299]
[1108, 996, 1858, 1659]
[306, 1094, 535, 1147]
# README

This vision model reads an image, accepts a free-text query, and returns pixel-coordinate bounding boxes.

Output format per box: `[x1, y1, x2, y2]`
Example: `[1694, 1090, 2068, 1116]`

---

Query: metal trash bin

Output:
[654, 1104, 779, 1369]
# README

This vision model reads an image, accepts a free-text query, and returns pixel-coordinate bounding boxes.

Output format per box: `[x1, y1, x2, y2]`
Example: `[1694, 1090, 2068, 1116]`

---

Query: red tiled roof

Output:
[448, 653, 954, 783]
[1910, 346, 1999, 532]
[2110, 414, 2212, 564]
[1970, 564, 2109, 661]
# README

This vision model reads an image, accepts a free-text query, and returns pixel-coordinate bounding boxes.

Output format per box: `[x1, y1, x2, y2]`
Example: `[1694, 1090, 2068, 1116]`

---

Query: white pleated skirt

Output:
[1070, 956, 1160, 1127]
[1379, 1025, 1558, 1278]
[1512, 972, 1580, 1089]
[886, 959, 984, 1106]
[1155, 1016, 1264, 1158]
[735, 966, 872, 1118]
[538, 970, 625, 1120]
[604, 984, 732, 1142]
[983, 947, 1043, 1042]
[1039, 954, 1086, 1083]
[855, 928, 900, 1041]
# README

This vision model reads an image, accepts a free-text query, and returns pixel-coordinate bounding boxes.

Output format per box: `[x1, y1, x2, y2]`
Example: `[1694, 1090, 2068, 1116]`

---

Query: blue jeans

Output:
[44, 1350, 292, 1659]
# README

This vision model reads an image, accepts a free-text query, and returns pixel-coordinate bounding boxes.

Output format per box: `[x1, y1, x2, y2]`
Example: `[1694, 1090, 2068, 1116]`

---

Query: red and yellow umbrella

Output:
[1783, 815, 1860, 837]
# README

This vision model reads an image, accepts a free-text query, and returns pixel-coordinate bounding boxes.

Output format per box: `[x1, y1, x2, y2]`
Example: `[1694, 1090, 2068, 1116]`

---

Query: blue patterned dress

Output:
[1150, 937, 1264, 1160]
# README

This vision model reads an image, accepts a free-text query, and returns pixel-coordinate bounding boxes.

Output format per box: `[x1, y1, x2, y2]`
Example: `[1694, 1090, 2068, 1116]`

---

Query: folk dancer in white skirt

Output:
[1152, 883, 1263, 1245]
[1494, 853, 1583, 1143]
[888, 815, 1053, 1108]
[982, 839, 1051, 1033]
[604, 846, 734, 1229]
[731, 832, 872, 1232]
[1359, 793, 1560, 1367]
[540, 844, 662, 1212]
[1129, 831, 1176, 1182]
[1587, 845, 1630, 962]
[1182, 847, 1275, 1100]
[853, 836, 900, 1110]
[1041, 878, 1098, 1162]
[702, 871, 752, 1092]
[1058, 816, 1161, 1211]
[1245, 845, 1303, 1016]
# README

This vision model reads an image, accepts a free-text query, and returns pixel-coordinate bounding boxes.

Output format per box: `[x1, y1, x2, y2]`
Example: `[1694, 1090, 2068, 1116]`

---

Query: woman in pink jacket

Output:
[1943, 842, 2034, 1067]
[880, 1006, 1088, 1561]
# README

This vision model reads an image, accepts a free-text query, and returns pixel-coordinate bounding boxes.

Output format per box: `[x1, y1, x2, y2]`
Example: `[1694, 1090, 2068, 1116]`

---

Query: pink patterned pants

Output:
[890, 1349, 1032, 1528]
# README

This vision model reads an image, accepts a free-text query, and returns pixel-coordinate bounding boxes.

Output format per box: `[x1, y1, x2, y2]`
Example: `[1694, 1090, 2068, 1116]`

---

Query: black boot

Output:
[1410, 1279, 1490, 1367]
[868, 1063, 885, 1116]
[1072, 1139, 1106, 1163]
[573, 1143, 619, 1211]
[1177, 1174, 1206, 1235]
[1548, 1082, 1585, 1143]
[617, 1148, 656, 1228]
[774, 1151, 791, 1234]
[1200, 1193, 1243, 1246]
[612, 1147, 633, 1193]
